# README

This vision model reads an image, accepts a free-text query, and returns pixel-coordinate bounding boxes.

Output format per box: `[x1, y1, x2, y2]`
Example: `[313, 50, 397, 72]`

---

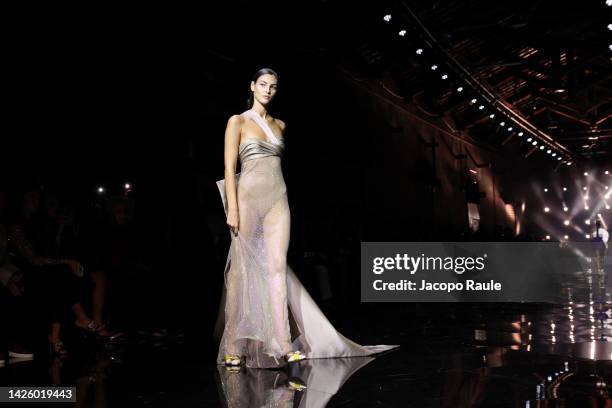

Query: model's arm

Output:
[224, 114, 242, 233]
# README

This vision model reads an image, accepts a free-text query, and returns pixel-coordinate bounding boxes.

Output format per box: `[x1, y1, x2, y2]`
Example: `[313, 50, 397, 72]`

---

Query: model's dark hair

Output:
[246, 67, 278, 109]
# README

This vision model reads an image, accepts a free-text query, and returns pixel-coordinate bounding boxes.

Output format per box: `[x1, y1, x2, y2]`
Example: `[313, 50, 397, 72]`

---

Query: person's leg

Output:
[262, 195, 292, 356]
[90, 271, 107, 326]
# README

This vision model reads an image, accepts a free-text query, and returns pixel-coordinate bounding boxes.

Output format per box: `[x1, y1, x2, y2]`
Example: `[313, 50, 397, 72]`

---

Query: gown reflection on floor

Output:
[215, 355, 378, 407]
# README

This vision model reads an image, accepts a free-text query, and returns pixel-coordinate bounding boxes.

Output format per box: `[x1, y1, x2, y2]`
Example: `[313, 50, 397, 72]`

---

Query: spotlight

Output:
[500, 121, 506, 126]
[557, 157, 561, 160]
[583, 187, 588, 191]
[586, 234, 591, 239]
[545, 235, 550, 240]
[544, 188, 548, 192]
[547, 149, 552, 154]
[430, 64, 438, 70]
[566, 162, 572, 165]
[527, 137, 533, 142]
[399, 30, 407, 36]
[585, 220, 591, 225]
[478, 105, 485, 110]
[456, 86, 464, 92]
[564, 220, 570, 226]
[584, 172, 589, 176]
[608, 0, 612, 6]
[563, 207, 568, 212]
[564, 235, 569, 240]
[383, 14, 392, 22]
[97, 186, 105, 194]
[470, 98, 477, 104]
[124, 183, 131, 190]
[489, 114, 495, 118]
[416, 48, 423, 55]
[606, 186, 609, 190]
[563, 187, 567, 191]
[585, 205, 589, 210]
[532, 141, 538, 145]
[540, 146, 545, 150]
[605, 170, 609, 174]
[606, 205, 611, 210]
[507, 127, 513, 131]
[544, 207, 550, 212]
[518, 132, 524, 136]
[552, 153, 557, 157]
[441, 74, 448, 80]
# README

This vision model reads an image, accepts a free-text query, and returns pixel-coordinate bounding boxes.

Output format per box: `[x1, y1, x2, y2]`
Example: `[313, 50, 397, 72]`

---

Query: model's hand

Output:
[227, 209, 239, 236]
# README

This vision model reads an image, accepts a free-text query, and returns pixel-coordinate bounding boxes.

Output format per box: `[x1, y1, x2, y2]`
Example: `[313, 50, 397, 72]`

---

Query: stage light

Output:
[470, 98, 477, 104]
[527, 137, 533, 142]
[563, 207, 568, 212]
[507, 127, 513, 131]
[585, 205, 589, 210]
[456, 86, 464, 92]
[383, 14, 392, 22]
[557, 157, 561, 160]
[430, 64, 438, 70]
[606, 205, 611, 210]
[547, 149, 552, 154]
[583, 187, 588, 191]
[566, 161, 572, 165]
[478, 105, 484, 110]
[540, 146, 545, 150]
[545, 235, 550, 240]
[586, 234, 591, 239]
[415, 48, 424, 55]
[544, 188, 548, 192]
[606, 193, 611, 199]
[563, 187, 567, 191]
[564, 220, 570, 226]
[500, 121, 506, 126]
[97, 186, 105, 194]
[441, 74, 448, 80]
[124, 183, 131, 190]
[399, 30, 406, 36]
[532, 141, 538, 145]
[564, 235, 569, 240]
[584, 172, 589, 176]
[605, 170, 609, 174]
[518, 132, 524, 136]
[606, 186, 610, 190]
[608, 0, 612, 7]
[584, 195, 589, 200]
[544, 207, 550, 212]
[489, 114, 495, 118]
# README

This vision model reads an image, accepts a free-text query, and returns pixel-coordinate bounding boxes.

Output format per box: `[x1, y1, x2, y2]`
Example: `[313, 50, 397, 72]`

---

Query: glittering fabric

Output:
[216, 110, 398, 368]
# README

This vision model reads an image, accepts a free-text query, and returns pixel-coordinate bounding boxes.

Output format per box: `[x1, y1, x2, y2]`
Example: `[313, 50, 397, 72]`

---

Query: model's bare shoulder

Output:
[275, 118, 286, 132]
[227, 114, 245, 127]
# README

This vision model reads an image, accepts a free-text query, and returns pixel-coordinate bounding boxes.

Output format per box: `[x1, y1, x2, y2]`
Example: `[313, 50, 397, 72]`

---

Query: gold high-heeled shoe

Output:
[224, 354, 242, 366]
[285, 351, 306, 363]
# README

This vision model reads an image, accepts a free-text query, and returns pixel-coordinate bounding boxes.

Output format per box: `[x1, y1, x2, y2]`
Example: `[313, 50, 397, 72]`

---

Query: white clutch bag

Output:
[216, 173, 240, 216]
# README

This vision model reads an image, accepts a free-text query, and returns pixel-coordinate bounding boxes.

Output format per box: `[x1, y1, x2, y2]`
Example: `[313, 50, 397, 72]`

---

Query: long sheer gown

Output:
[216, 109, 398, 368]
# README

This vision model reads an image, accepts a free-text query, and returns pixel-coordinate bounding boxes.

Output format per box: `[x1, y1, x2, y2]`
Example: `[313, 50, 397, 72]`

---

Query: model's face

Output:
[251, 74, 278, 105]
